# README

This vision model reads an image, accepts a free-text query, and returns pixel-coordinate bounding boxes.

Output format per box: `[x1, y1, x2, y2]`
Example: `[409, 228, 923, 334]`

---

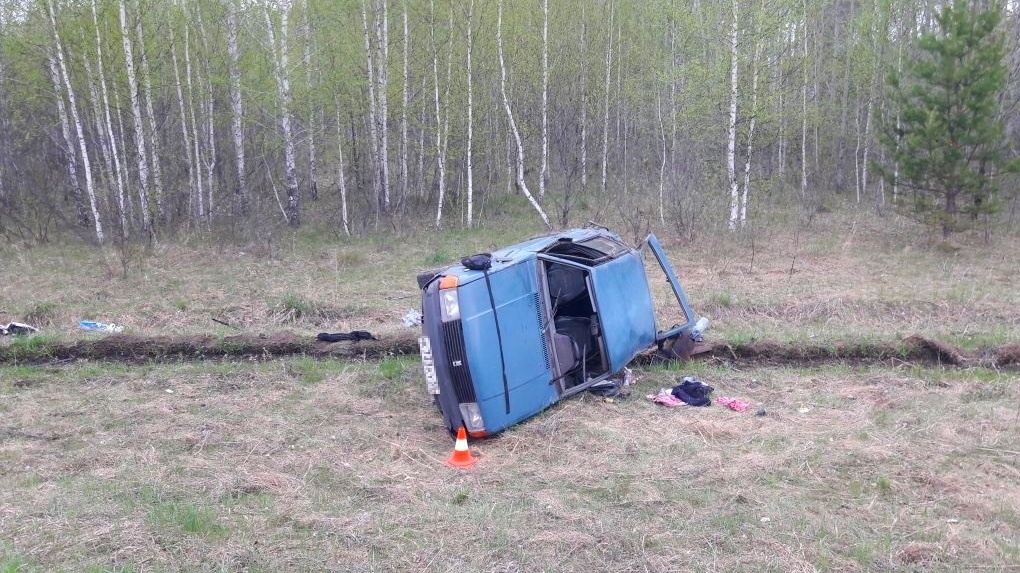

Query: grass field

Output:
[2, 208, 1019, 571]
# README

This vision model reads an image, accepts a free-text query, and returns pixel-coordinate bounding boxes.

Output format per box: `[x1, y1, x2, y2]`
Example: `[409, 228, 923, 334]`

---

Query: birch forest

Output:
[2, 0, 1019, 244]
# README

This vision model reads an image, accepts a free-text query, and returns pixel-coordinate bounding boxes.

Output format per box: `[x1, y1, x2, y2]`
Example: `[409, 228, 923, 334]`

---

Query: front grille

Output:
[534, 293, 550, 369]
[441, 319, 477, 403]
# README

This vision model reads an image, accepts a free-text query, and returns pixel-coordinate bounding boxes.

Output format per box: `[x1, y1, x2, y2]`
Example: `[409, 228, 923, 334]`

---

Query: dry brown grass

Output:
[1, 209, 1017, 351]
[2, 358, 1018, 571]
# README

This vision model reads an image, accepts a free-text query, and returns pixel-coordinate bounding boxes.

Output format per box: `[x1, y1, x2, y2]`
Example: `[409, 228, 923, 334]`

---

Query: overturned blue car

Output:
[417, 227, 706, 437]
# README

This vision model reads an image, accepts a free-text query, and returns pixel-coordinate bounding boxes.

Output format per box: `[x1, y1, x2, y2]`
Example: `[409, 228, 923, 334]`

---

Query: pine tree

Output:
[882, 1, 1018, 239]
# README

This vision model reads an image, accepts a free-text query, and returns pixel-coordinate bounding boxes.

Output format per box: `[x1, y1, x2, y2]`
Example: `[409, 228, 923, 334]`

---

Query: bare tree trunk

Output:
[361, 0, 381, 218]
[183, 18, 205, 221]
[400, 0, 410, 204]
[741, 0, 764, 229]
[303, 0, 318, 201]
[226, 0, 248, 214]
[657, 92, 666, 225]
[580, 6, 588, 193]
[375, 0, 390, 212]
[893, 40, 902, 203]
[47, 54, 88, 228]
[601, 0, 614, 194]
[539, 0, 549, 200]
[860, 95, 872, 202]
[465, 0, 475, 227]
[335, 102, 350, 236]
[498, 0, 551, 229]
[800, 0, 808, 201]
[82, 56, 116, 227]
[112, 75, 135, 224]
[431, 0, 447, 226]
[47, 0, 103, 243]
[266, 5, 300, 227]
[727, 0, 739, 231]
[196, 6, 216, 224]
[135, 0, 163, 224]
[120, 0, 152, 236]
[854, 104, 861, 202]
[170, 26, 197, 225]
[92, 0, 127, 236]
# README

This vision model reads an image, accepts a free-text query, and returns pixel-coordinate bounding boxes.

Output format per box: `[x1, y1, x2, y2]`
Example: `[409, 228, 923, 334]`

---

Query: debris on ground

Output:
[0, 322, 39, 336]
[648, 388, 686, 407]
[79, 320, 123, 333]
[316, 330, 377, 342]
[756, 407, 768, 417]
[718, 396, 750, 412]
[402, 309, 423, 327]
[671, 376, 714, 406]
[588, 367, 636, 398]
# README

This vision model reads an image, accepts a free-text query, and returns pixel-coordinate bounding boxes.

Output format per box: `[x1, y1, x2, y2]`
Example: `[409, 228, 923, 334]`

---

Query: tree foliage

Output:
[882, 0, 1018, 238]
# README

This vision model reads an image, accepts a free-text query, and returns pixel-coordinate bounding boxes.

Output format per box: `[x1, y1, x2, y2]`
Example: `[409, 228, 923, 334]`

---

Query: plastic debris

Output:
[0, 322, 39, 336]
[718, 396, 750, 412]
[79, 320, 124, 333]
[402, 309, 423, 327]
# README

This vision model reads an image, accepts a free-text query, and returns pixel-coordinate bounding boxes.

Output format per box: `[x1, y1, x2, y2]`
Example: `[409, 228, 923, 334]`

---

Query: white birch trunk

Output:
[303, 0, 318, 201]
[120, 0, 152, 234]
[400, 0, 409, 203]
[498, 0, 551, 229]
[854, 105, 861, 202]
[226, 0, 248, 212]
[431, 0, 446, 226]
[600, 1, 614, 194]
[361, 0, 381, 215]
[335, 103, 350, 236]
[580, 7, 588, 193]
[135, 0, 163, 223]
[266, 5, 300, 226]
[727, 0, 739, 231]
[48, 1, 104, 243]
[91, 0, 127, 236]
[741, 0, 764, 229]
[375, 0, 390, 212]
[112, 74, 135, 222]
[82, 57, 116, 222]
[657, 93, 666, 225]
[539, 0, 548, 200]
[183, 19, 205, 220]
[46, 53, 89, 228]
[170, 26, 197, 223]
[196, 6, 216, 223]
[893, 41, 902, 203]
[800, 0, 808, 200]
[465, 0, 475, 227]
[861, 96, 872, 202]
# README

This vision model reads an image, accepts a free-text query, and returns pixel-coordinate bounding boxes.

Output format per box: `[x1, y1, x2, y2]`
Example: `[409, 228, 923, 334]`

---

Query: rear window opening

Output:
[541, 261, 609, 393]
[542, 236, 628, 265]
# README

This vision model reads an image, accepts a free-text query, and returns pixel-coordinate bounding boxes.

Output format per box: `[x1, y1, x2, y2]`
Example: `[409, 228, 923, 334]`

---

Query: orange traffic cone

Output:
[446, 427, 478, 468]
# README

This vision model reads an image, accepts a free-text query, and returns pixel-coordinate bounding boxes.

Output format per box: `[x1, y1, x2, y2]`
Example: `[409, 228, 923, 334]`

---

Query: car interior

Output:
[541, 260, 609, 394]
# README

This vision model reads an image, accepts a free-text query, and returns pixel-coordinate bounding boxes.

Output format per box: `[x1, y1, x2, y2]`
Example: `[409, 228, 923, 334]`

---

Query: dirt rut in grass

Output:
[2, 331, 1017, 370]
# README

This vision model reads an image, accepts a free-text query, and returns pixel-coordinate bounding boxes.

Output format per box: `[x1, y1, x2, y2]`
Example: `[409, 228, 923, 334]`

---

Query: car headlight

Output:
[459, 402, 484, 433]
[440, 289, 460, 322]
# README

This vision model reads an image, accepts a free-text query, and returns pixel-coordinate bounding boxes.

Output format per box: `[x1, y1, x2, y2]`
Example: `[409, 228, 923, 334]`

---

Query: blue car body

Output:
[418, 228, 700, 436]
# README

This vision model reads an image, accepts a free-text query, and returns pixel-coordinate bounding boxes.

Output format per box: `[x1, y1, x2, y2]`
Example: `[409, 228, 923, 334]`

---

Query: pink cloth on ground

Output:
[718, 396, 750, 412]
[648, 390, 685, 407]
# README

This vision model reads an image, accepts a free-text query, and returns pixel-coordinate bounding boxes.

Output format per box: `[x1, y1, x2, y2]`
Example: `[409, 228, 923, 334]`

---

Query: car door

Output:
[644, 234, 699, 342]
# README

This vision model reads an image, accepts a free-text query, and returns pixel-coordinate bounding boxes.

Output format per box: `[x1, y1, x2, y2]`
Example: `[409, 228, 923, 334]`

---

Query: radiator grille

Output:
[441, 319, 477, 403]
[534, 293, 551, 369]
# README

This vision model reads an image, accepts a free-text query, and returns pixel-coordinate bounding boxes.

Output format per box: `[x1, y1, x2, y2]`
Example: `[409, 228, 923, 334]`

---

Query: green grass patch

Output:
[0, 334, 62, 363]
[149, 502, 227, 538]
